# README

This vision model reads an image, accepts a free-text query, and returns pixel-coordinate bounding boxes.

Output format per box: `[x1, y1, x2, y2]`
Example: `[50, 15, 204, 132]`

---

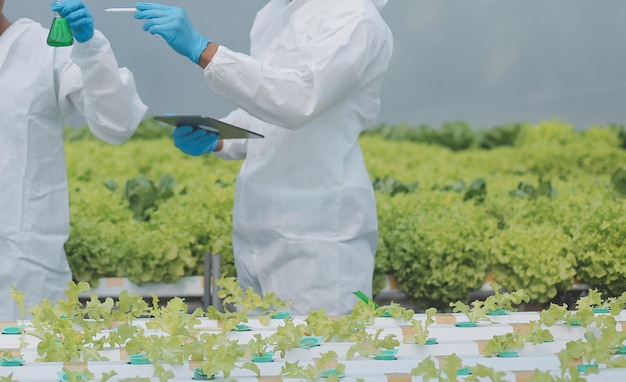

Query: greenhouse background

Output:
[62, 121, 626, 311]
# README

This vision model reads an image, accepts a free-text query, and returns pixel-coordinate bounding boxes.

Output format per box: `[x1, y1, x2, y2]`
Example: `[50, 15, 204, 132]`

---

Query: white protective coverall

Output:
[206, 0, 392, 315]
[0, 19, 147, 320]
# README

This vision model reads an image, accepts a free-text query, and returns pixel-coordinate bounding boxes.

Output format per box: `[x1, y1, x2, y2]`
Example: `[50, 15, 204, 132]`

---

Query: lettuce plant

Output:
[482, 283, 530, 314]
[528, 367, 586, 382]
[411, 354, 464, 381]
[411, 354, 507, 382]
[9, 285, 27, 354]
[575, 289, 626, 314]
[27, 282, 111, 362]
[489, 223, 576, 305]
[482, 332, 525, 357]
[194, 333, 259, 379]
[213, 277, 292, 327]
[558, 328, 626, 371]
[270, 319, 308, 358]
[450, 300, 494, 325]
[525, 320, 554, 345]
[403, 307, 437, 345]
[280, 351, 345, 382]
[247, 333, 274, 359]
[346, 328, 400, 359]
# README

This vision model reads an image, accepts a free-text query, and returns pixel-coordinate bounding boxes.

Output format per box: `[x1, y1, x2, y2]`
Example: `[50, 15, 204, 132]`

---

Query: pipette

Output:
[104, 8, 137, 13]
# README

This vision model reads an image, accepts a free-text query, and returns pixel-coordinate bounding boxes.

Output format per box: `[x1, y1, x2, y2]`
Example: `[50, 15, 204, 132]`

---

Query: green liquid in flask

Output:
[47, 14, 74, 47]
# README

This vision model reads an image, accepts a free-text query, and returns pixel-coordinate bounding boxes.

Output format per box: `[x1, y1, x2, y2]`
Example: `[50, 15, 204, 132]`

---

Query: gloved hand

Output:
[51, 0, 94, 43]
[172, 125, 219, 156]
[134, 2, 211, 64]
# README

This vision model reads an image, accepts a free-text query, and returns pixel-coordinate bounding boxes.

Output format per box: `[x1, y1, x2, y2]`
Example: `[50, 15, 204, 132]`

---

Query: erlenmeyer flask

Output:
[46, 2, 73, 47]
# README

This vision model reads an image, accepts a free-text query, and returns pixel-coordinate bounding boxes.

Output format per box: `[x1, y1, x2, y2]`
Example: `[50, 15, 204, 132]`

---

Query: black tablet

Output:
[154, 115, 264, 139]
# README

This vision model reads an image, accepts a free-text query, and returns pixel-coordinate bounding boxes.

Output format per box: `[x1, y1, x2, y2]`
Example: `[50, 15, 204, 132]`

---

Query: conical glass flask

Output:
[46, 2, 73, 47]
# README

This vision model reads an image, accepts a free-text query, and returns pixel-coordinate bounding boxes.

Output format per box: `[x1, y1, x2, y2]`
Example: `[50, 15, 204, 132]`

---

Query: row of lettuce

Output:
[64, 119, 626, 309]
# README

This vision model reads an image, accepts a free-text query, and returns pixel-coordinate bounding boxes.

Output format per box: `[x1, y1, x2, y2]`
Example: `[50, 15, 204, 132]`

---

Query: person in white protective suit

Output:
[135, 0, 392, 315]
[0, 0, 147, 320]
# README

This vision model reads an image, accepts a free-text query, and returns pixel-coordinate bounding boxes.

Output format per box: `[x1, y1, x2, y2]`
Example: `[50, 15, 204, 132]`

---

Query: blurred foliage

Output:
[65, 119, 626, 308]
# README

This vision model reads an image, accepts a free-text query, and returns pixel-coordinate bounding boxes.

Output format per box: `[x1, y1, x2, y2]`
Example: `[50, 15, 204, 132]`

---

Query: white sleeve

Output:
[202, 15, 389, 130]
[58, 30, 148, 144]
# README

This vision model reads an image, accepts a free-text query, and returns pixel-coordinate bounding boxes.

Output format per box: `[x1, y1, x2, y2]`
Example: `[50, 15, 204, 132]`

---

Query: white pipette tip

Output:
[104, 7, 137, 13]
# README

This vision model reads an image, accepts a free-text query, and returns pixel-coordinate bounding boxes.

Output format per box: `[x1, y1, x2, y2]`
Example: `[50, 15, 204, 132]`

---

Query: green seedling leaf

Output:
[483, 332, 525, 357]
[526, 321, 554, 345]
[450, 300, 493, 324]
[404, 307, 437, 345]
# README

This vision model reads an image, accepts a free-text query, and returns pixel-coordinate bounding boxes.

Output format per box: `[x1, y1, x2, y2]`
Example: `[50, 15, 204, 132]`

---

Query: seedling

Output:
[450, 299, 494, 326]
[152, 363, 175, 381]
[205, 305, 243, 333]
[247, 333, 275, 362]
[325, 315, 367, 343]
[575, 289, 626, 315]
[403, 307, 438, 345]
[352, 291, 415, 321]
[103, 290, 150, 348]
[539, 303, 591, 327]
[270, 319, 308, 358]
[465, 364, 507, 381]
[207, 277, 294, 331]
[194, 333, 260, 379]
[380, 301, 415, 321]
[346, 328, 400, 360]
[303, 309, 335, 340]
[316, 351, 346, 380]
[557, 327, 626, 373]
[9, 285, 28, 354]
[483, 332, 525, 358]
[124, 296, 208, 365]
[412, 353, 506, 381]
[528, 367, 585, 382]
[411, 354, 465, 381]
[27, 282, 111, 362]
[483, 283, 530, 315]
[280, 351, 345, 381]
[18, 282, 153, 363]
[525, 320, 554, 345]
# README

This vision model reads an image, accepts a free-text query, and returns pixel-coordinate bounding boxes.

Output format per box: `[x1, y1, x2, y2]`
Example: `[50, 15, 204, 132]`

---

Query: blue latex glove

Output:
[134, 2, 211, 64]
[173, 126, 219, 156]
[51, 0, 94, 43]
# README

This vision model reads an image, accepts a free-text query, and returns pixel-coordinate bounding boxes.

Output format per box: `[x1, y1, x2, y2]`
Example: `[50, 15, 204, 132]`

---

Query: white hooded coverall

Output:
[206, 0, 392, 315]
[0, 19, 147, 320]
